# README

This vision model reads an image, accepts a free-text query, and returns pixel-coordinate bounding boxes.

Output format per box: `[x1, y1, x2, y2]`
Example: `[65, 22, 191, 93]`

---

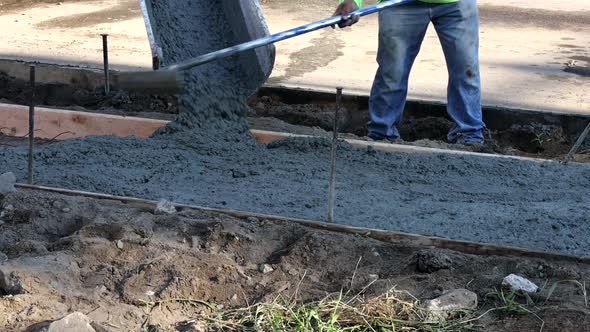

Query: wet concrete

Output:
[1, 135, 590, 256]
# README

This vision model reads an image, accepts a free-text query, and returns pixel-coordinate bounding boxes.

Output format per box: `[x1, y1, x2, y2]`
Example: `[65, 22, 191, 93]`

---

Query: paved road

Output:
[0, 0, 588, 114]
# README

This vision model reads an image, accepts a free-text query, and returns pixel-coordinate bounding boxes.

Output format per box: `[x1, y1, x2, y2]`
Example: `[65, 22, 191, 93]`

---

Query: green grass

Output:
[485, 288, 547, 332]
[486, 289, 532, 317]
[137, 273, 587, 332]
[194, 288, 479, 331]
[545, 280, 588, 307]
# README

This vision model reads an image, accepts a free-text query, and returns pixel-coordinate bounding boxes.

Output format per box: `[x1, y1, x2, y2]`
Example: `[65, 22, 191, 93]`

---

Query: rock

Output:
[416, 249, 452, 273]
[191, 236, 200, 249]
[47, 312, 96, 332]
[1, 205, 32, 225]
[185, 321, 208, 332]
[10, 209, 32, 224]
[231, 170, 247, 178]
[283, 263, 298, 276]
[502, 274, 539, 294]
[255, 102, 265, 110]
[90, 322, 112, 332]
[0, 268, 25, 295]
[5, 240, 48, 256]
[155, 199, 176, 215]
[259, 264, 274, 274]
[0, 172, 16, 194]
[423, 289, 478, 322]
[0, 205, 13, 222]
[245, 216, 259, 223]
[116, 240, 124, 250]
[371, 249, 380, 257]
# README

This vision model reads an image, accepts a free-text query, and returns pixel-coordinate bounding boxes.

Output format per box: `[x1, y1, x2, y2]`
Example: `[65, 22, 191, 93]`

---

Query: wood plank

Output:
[15, 183, 590, 264]
[249, 129, 558, 163]
[0, 103, 560, 163]
[0, 103, 167, 140]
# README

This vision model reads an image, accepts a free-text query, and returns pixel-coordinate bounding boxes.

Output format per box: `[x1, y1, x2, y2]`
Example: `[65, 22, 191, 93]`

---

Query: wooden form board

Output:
[0, 103, 557, 163]
[0, 103, 167, 140]
[15, 183, 590, 264]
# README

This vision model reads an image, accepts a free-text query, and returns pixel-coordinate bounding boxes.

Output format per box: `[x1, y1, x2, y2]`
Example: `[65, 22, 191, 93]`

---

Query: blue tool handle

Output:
[169, 0, 414, 72]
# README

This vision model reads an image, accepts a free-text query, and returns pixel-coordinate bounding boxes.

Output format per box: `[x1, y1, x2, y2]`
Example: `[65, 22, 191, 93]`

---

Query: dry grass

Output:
[139, 280, 590, 331]
[138, 260, 588, 332]
[181, 287, 480, 332]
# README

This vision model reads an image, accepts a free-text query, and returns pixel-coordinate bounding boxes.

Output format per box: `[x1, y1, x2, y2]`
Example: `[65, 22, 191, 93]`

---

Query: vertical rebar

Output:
[564, 121, 590, 165]
[327, 87, 342, 223]
[101, 34, 110, 94]
[27, 65, 36, 185]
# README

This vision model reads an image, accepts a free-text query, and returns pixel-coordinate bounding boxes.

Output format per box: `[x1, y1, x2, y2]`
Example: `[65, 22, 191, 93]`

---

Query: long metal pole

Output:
[327, 87, 342, 223]
[27, 65, 36, 184]
[166, 0, 414, 72]
[101, 34, 110, 94]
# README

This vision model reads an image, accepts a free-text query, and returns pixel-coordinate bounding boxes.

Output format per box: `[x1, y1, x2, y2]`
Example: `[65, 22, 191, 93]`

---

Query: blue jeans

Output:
[368, 0, 484, 143]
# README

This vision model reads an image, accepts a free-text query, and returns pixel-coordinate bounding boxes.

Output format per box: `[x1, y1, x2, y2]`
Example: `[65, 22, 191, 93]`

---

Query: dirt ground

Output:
[248, 95, 590, 163]
[0, 73, 177, 118]
[1, 189, 590, 331]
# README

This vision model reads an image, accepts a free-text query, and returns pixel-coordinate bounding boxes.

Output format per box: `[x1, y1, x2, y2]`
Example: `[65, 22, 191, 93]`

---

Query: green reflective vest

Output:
[345, 0, 460, 8]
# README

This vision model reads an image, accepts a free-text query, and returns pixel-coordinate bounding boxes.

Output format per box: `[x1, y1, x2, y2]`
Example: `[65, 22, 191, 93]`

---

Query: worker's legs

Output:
[368, 3, 431, 140]
[432, 0, 484, 143]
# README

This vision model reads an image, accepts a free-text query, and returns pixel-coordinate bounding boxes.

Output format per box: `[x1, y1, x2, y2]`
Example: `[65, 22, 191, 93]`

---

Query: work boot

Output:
[452, 135, 484, 148]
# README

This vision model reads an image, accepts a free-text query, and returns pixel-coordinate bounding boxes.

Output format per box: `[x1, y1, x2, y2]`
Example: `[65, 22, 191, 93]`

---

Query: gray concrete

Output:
[1, 135, 590, 256]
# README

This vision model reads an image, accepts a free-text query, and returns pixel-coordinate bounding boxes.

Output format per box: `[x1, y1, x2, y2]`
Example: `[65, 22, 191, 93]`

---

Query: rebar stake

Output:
[563, 121, 590, 165]
[327, 87, 342, 223]
[101, 34, 110, 94]
[27, 65, 36, 185]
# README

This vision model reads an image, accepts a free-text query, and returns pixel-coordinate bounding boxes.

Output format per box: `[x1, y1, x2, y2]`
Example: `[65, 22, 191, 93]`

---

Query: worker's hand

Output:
[332, 0, 360, 29]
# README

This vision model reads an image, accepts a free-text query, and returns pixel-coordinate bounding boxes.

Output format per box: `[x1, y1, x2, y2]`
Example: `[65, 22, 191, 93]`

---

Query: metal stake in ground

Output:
[28, 65, 36, 184]
[563, 121, 590, 165]
[327, 87, 342, 223]
[101, 34, 110, 94]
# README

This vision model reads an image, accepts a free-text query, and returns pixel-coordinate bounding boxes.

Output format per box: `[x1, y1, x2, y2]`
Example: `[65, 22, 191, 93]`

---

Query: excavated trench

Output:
[247, 91, 589, 161]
